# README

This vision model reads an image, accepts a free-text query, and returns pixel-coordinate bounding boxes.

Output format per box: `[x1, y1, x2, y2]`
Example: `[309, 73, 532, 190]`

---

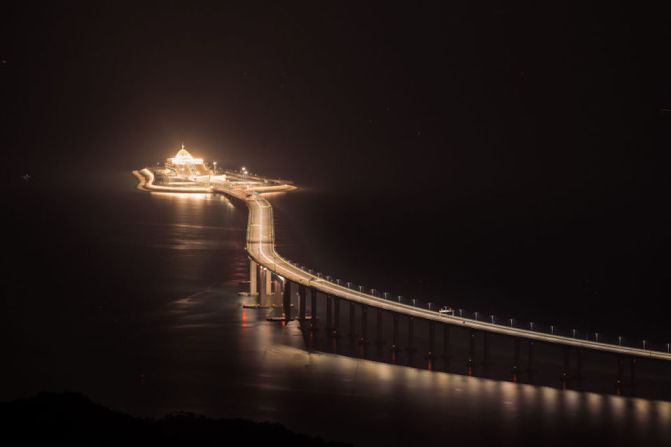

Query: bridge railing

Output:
[242, 192, 669, 358]
[280, 258, 669, 355]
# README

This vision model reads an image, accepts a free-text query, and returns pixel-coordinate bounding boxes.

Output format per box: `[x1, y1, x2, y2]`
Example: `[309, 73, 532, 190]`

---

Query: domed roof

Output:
[167, 144, 204, 166]
[174, 148, 193, 160]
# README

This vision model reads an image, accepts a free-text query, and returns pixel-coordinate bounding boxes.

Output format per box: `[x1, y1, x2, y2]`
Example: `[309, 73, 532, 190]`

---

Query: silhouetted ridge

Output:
[0, 392, 347, 446]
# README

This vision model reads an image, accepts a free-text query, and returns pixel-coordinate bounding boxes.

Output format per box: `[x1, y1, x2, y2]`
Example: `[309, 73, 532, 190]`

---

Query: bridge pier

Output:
[441, 325, 451, 369]
[616, 356, 624, 394]
[467, 331, 476, 375]
[427, 321, 435, 359]
[426, 321, 435, 370]
[259, 268, 268, 304]
[375, 309, 384, 352]
[560, 348, 584, 389]
[391, 314, 400, 361]
[282, 280, 292, 321]
[527, 340, 536, 383]
[406, 316, 415, 365]
[249, 259, 258, 296]
[561, 347, 571, 388]
[325, 295, 333, 336]
[359, 304, 368, 345]
[512, 338, 521, 382]
[481, 332, 490, 376]
[348, 301, 356, 341]
[310, 288, 318, 331]
[264, 268, 272, 296]
[333, 297, 341, 338]
[615, 356, 637, 396]
[298, 285, 306, 321]
[576, 349, 583, 389]
[407, 317, 415, 351]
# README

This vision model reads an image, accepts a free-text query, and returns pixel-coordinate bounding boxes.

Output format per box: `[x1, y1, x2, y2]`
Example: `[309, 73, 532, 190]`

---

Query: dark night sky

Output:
[3, 2, 671, 323]
[3, 3, 669, 190]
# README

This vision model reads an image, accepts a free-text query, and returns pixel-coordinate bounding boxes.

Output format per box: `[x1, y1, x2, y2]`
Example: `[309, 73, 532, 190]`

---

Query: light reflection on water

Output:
[145, 189, 671, 445]
[148, 282, 671, 445]
[149, 191, 235, 207]
[7, 181, 668, 446]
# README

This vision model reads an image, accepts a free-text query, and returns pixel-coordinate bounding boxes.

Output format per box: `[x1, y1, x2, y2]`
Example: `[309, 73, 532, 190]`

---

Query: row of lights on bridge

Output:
[284, 259, 667, 353]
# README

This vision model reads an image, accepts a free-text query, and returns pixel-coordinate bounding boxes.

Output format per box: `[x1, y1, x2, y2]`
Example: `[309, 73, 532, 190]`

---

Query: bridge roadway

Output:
[239, 190, 671, 362]
[138, 169, 671, 362]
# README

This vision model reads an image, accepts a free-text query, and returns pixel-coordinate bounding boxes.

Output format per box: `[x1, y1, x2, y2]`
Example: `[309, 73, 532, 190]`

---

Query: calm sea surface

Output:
[2, 170, 670, 445]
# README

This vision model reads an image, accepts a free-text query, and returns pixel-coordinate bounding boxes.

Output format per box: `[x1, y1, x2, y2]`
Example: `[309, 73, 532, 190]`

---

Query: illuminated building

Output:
[165, 144, 212, 178]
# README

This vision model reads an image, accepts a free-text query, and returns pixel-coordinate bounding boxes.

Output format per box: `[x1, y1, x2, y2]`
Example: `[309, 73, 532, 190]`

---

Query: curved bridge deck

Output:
[136, 169, 671, 362]
[242, 193, 671, 362]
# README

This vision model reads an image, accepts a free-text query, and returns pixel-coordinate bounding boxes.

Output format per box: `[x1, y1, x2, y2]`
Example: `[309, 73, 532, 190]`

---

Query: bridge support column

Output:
[561, 347, 570, 388]
[616, 356, 624, 394]
[391, 314, 400, 357]
[615, 356, 636, 395]
[348, 301, 356, 340]
[375, 308, 384, 350]
[527, 341, 535, 383]
[576, 349, 583, 389]
[442, 325, 451, 368]
[333, 297, 340, 337]
[513, 338, 521, 382]
[298, 285, 306, 321]
[427, 321, 435, 359]
[258, 268, 265, 304]
[406, 316, 415, 366]
[482, 332, 490, 375]
[282, 280, 292, 321]
[359, 304, 368, 345]
[249, 259, 258, 296]
[325, 295, 333, 336]
[468, 331, 475, 375]
[265, 268, 272, 296]
[310, 288, 318, 331]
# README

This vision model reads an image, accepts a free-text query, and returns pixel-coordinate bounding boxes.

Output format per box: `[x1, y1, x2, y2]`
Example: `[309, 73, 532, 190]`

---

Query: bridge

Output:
[134, 162, 671, 395]
[239, 188, 671, 360]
